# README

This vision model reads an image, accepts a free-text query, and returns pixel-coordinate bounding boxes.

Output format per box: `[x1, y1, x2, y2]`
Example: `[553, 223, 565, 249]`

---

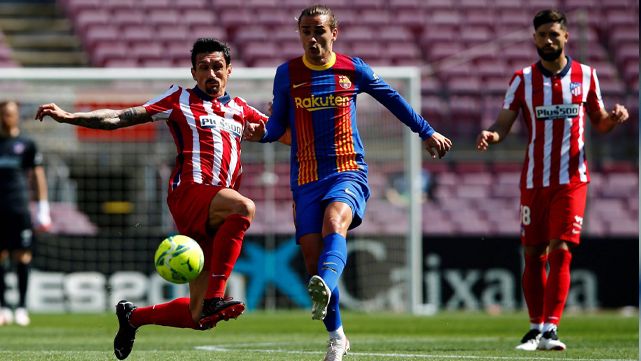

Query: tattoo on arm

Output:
[71, 106, 151, 130]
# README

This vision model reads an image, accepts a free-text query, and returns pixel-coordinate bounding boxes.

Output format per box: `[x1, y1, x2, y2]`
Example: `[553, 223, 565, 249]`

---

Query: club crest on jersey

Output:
[535, 104, 580, 120]
[13, 142, 25, 154]
[570, 82, 582, 96]
[199, 115, 242, 137]
[338, 75, 352, 89]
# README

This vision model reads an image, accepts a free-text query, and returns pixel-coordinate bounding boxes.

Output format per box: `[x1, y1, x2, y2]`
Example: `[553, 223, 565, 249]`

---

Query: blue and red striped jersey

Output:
[263, 52, 434, 189]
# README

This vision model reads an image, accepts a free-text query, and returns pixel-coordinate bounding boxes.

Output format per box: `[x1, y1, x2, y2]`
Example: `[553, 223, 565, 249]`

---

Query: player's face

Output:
[191, 51, 231, 98]
[533, 22, 568, 62]
[0, 102, 19, 137]
[298, 14, 337, 65]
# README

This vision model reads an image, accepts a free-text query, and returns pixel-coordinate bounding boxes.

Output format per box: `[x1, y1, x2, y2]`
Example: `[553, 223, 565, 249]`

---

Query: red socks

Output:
[522, 253, 548, 324]
[205, 214, 250, 299]
[129, 297, 198, 329]
[543, 248, 572, 324]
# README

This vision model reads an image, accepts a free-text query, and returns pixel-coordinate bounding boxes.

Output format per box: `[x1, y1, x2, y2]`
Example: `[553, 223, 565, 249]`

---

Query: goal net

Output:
[0, 67, 425, 314]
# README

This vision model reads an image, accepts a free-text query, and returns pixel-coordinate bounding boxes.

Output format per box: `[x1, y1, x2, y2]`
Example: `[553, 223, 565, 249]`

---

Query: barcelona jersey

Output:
[262, 52, 434, 190]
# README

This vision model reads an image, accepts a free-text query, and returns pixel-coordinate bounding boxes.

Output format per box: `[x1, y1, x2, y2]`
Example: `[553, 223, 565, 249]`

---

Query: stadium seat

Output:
[147, 9, 180, 27]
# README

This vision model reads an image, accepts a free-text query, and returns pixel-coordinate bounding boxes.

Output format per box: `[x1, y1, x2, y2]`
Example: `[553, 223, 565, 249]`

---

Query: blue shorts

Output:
[293, 171, 370, 242]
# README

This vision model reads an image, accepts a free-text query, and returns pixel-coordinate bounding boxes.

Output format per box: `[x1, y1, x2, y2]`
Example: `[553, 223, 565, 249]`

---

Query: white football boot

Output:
[324, 337, 350, 361]
[307, 275, 331, 320]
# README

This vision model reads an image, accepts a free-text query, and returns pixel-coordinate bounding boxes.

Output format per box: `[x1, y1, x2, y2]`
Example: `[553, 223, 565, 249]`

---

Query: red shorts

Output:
[519, 182, 588, 246]
[167, 183, 223, 270]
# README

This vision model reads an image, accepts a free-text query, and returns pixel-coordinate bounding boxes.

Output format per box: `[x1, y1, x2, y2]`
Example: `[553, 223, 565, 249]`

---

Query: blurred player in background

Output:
[35, 38, 287, 360]
[244, 5, 452, 360]
[0, 100, 51, 327]
[476, 9, 629, 352]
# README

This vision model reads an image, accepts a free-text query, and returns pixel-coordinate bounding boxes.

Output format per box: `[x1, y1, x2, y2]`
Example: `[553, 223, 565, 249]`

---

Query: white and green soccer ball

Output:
[154, 235, 204, 284]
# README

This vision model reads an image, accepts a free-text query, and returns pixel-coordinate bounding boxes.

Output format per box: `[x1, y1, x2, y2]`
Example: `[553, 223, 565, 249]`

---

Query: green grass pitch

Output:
[0, 310, 637, 360]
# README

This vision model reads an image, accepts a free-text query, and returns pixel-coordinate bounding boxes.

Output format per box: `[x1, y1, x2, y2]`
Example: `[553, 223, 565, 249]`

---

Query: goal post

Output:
[0, 67, 425, 314]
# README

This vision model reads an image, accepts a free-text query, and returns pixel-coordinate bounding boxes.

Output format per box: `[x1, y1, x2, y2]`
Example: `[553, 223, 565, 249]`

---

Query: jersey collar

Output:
[537, 56, 572, 78]
[302, 52, 336, 71]
[192, 86, 231, 105]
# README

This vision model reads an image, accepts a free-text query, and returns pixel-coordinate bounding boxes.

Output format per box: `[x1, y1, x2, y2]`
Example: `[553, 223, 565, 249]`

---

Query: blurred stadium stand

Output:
[0, 0, 637, 238]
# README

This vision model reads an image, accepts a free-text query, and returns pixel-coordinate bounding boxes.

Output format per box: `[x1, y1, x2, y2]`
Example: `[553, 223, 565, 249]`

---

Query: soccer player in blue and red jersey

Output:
[245, 5, 452, 360]
[476, 10, 628, 351]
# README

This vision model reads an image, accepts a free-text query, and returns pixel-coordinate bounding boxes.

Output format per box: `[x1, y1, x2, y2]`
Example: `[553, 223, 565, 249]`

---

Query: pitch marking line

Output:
[195, 345, 635, 361]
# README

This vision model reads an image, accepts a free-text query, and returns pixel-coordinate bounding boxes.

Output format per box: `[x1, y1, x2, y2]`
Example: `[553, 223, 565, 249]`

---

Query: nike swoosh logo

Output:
[292, 82, 307, 88]
[344, 188, 355, 196]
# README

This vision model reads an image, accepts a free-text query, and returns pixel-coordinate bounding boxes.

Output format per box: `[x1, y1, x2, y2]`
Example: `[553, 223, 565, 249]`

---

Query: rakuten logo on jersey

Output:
[294, 94, 351, 112]
[535, 104, 580, 120]
[199, 115, 242, 137]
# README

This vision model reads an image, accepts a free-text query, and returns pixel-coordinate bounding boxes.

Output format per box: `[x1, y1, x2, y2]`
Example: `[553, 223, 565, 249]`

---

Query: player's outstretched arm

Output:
[35, 103, 152, 130]
[423, 132, 452, 159]
[589, 103, 629, 134]
[476, 109, 518, 151]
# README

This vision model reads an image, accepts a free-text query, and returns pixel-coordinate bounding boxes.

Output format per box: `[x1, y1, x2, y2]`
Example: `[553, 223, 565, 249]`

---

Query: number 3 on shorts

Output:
[520, 205, 531, 226]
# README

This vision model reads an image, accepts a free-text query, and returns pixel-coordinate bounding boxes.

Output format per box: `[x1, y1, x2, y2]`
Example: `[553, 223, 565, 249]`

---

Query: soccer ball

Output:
[154, 235, 204, 284]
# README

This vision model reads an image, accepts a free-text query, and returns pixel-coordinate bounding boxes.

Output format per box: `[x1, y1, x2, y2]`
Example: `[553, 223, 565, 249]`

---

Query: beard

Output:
[536, 46, 563, 61]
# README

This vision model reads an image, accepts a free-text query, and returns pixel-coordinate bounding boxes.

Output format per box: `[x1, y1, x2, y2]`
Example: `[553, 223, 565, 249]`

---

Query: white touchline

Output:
[194, 345, 635, 361]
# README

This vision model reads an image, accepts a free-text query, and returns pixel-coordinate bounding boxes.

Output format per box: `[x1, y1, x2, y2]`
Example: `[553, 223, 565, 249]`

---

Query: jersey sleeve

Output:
[237, 97, 268, 125]
[586, 67, 605, 113]
[354, 58, 435, 139]
[23, 138, 42, 169]
[261, 64, 290, 143]
[143, 84, 181, 121]
[503, 72, 523, 112]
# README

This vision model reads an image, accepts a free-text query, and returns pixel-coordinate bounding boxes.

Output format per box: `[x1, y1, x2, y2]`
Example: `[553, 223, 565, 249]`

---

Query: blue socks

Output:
[317, 233, 347, 333]
[323, 287, 342, 332]
[317, 233, 347, 292]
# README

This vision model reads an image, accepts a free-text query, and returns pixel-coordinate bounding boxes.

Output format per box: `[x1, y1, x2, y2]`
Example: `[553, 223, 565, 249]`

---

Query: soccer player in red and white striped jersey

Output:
[476, 10, 628, 352]
[36, 38, 281, 360]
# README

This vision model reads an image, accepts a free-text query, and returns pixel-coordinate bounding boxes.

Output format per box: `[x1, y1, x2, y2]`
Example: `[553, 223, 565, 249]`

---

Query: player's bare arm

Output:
[35, 103, 152, 130]
[476, 109, 519, 151]
[423, 132, 452, 159]
[589, 103, 629, 134]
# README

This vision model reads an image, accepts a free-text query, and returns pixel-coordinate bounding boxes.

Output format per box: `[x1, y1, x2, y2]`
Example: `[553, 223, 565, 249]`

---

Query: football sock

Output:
[205, 214, 250, 299]
[0, 260, 6, 307]
[129, 297, 198, 329]
[530, 322, 543, 331]
[542, 322, 557, 333]
[323, 286, 342, 333]
[16, 262, 30, 308]
[328, 325, 346, 340]
[317, 233, 347, 292]
[522, 253, 547, 324]
[543, 248, 572, 325]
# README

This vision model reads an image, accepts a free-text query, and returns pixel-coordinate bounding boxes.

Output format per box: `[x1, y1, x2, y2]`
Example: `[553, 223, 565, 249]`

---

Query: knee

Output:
[233, 198, 255, 220]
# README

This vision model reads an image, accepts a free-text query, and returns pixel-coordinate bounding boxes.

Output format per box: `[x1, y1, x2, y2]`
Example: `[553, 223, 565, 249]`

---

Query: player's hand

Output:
[243, 121, 266, 141]
[476, 130, 496, 151]
[424, 132, 452, 159]
[35, 103, 70, 123]
[34, 200, 52, 233]
[608, 104, 629, 124]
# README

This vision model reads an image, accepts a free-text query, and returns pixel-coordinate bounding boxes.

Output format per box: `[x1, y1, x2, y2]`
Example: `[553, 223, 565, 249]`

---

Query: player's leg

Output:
[300, 233, 329, 320]
[0, 249, 9, 326]
[538, 183, 587, 351]
[198, 188, 251, 327]
[12, 249, 32, 326]
[516, 187, 548, 350]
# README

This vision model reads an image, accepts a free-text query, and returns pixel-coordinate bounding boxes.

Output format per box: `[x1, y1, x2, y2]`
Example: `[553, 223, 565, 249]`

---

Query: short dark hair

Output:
[297, 4, 338, 30]
[190, 38, 231, 68]
[533, 9, 567, 30]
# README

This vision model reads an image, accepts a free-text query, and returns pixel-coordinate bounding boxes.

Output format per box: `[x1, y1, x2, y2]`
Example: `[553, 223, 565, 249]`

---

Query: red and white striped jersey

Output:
[144, 85, 267, 191]
[503, 58, 605, 189]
